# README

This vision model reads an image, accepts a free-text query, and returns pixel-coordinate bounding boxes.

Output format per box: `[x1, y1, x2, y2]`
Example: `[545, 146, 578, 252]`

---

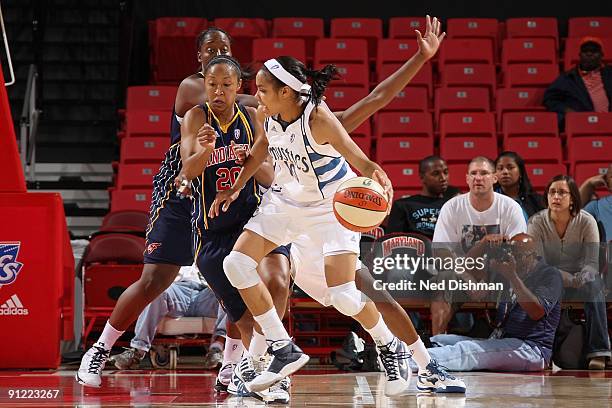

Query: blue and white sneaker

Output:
[417, 360, 466, 393]
[246, 340, 309, 393]
[214, 361, 236, 392]
[377, 337, 412, 396]
[228, 354, 290, 403]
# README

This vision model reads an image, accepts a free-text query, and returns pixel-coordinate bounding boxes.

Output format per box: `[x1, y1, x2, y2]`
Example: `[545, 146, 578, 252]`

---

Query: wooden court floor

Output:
[1, 366, 611, 407]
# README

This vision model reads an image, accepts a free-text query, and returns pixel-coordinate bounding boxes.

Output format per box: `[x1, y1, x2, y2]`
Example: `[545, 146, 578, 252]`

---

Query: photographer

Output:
[411, 234, 563, 372]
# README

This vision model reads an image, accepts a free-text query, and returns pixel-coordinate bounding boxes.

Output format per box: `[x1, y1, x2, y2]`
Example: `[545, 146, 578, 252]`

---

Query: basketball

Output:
[333, 177, 389, 232]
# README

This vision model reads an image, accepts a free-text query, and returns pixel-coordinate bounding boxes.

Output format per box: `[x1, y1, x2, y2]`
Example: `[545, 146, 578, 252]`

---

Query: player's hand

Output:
[372, 169, 393, 214]
[209, 188, 241, 218]
[416, 15, 446, 61]
[231, 141, 248, 165]
[174, 174, 193, 199]
[197, 123, 217, 149]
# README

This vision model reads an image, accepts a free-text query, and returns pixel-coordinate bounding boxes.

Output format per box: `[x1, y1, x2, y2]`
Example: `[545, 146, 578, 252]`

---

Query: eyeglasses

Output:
[547, 189, 570, 198]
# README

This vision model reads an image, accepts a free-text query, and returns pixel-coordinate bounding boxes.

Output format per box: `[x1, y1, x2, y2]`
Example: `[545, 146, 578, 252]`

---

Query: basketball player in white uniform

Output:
[208, 56, 413, 396]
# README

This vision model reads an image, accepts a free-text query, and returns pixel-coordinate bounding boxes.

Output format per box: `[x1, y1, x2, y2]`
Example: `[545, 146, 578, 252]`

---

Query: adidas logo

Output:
[0, 294, 28, 316]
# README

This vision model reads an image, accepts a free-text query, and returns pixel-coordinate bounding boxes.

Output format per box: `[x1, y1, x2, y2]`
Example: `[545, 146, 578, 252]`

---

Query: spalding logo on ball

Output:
[333, 177, 389, 233]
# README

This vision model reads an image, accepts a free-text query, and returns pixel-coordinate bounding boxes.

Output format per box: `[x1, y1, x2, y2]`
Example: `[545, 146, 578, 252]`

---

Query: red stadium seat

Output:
[567, 137, 612, 173]
[330, 18, 383, 61]
[439, 39, 495, 69]
[439, 112, 496, 140]
[116, 163, 158, 189]
[434, 87, 490, 123]
[495, 87, 546, 127]
[446, 18, 499, 59]
[314, 38, 368, 65]
[272, 17, 324, 62]
[149, 17, 208, 83]
[124, 111, 172, 138]
[252, 38, 306, 65]
[385, 163, 422, 189]
[440, 137, 498, 164]
[565, 112, 612, 140]
[377, 39, 419, 74]
[440, 64, 496, 94]
[327, 63, 369, 88]
[502, 112, 559, 139]
[324, 86, 368, 111]
[375, 112, 433, 139]
[378, 62, 433, 98]
[504, 137, 563, 164]
[563, 37, 612, 71]
[568, 17, 612, 38]
[111, 189, 152, 212]
[501, 38, 557, 65]
[351, 120, 372, 157]
[389, 17, 427, 38]
[378, 87, 429, 113]
[376, 137, 434, 164]
[505, 18, 559, 48]
[526, 163, 567, 191]
[125, 86, 177, 112]
[447, 163, 469, 190]
[213, 18, 268, 64]
[120, 137, 169, 164]
[503, 64, 559, 88]
[574, 163, 612, 188]
[100, 210, 149, 234]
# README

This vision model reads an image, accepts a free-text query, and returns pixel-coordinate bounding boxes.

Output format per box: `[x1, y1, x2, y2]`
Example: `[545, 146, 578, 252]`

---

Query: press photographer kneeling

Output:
[413, 233, 563, 372]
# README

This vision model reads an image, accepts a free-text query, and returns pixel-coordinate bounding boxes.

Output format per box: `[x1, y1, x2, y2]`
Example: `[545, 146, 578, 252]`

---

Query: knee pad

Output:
[328, 281, 366, 316]
[223, 251, 261, 289]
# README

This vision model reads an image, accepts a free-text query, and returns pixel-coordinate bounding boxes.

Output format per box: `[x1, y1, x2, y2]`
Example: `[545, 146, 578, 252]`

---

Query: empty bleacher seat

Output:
[565, 112, 612, 140]
[502, 112, 559, 139]
[526, 163, 567, 191]
[574, 163, 612, 189]
[100, 210, 149, 234]
[110, 189, 152, 212]
[124, 111, 172, 138]
[330, 18, 383, 61]
[439, 39, 495, 68]
[496, 87, 546, 127]
[329, 63, 369, 88]
[439, 112, 496, 139]
[252, 38, 307, 65]
[385, 163, 421, 189]
[504, 64, 559, 88]
[377, 137, 433, 164]
[502, 38, 557, 65]
[125, 86, 178, 112]
[378, 62, 433, 98]
[272, 17, 324, 62]
[447, 18, 499, 57]
[116, 163, 158, 189]
[434, 87, 490, 122]
[505, 18, 559, 47]
[440, 137, 498, 164]
[378, 87, 429, 113]
[314, 38, 369, 65]
[568, 17, 612, 38]
[440, 64, 496, 94]
[120, 137, 169, 164]
[504, 137, 563, 164]
[213, 18, 268, 64]
[388, 17, 427, 38]
[149, 17, 208, 83]
[324, 86, 368, 111]
[567, 137, 612, 173]
[375, 112, 433, 139]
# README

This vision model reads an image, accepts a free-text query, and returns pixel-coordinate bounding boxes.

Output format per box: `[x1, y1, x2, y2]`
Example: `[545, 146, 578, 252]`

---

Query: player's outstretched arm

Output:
[177, 106, 216, 182]
[334, 15, 445, 133]
[310, 107, 393, 208]
[208, 106, 269, 217]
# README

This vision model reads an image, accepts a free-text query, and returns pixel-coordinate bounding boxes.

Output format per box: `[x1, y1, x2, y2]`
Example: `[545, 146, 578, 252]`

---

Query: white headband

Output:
[264, 59, 311, 96]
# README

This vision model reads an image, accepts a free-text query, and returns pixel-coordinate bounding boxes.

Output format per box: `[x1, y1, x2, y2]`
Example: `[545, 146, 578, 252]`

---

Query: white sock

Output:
[253, 307, 290, 341]
[249, 330, 268, 358]
[97, 321, 124, 351]
[408, 337, 431, 370]
[223, 337, 244, 365]
[365, 313, 394, 347]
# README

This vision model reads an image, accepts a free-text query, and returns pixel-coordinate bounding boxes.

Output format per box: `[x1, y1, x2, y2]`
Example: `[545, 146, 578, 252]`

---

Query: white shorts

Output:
[289, 233, 363, 307]
[244, 191, 360, 256]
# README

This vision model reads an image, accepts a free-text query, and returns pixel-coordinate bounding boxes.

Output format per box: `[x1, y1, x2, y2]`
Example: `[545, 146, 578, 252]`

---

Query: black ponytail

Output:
[263, 56, 339, 106]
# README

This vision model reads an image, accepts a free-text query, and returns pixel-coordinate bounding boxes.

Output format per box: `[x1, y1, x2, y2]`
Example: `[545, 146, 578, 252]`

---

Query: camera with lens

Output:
[486, 241, 514, 263]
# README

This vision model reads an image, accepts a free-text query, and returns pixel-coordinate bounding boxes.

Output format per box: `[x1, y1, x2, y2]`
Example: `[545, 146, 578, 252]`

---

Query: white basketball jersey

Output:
[265, 101, 355, 203]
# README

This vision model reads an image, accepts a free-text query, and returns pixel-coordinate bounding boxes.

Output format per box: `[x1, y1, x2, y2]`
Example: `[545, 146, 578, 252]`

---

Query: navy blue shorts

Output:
[143, 195, 194, 266]
[195, 226, 291, 323]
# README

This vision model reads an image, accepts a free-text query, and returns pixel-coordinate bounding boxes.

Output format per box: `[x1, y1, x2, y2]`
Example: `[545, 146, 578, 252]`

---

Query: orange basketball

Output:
[333, 177, 389, 233]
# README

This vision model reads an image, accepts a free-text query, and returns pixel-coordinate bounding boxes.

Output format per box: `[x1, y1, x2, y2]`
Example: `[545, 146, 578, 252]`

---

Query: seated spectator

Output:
[543, 37, 612, 129]
[431, 156, 526, 335]
[579, 163, 612, 240]
[387, 156, 460, 239]
[494, 151, 545, 222]
[410, 234, 562, 372]
[110, 264, 227, 370]
[528, 175, 611, 369]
